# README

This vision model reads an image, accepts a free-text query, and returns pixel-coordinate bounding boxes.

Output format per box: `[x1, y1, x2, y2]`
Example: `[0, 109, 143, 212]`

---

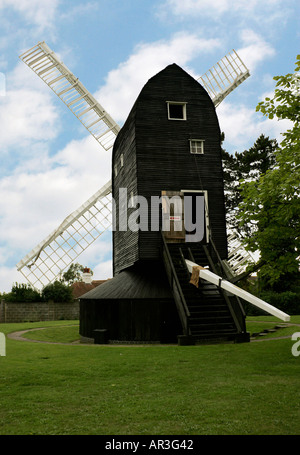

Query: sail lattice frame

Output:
[19, 41, 120, 151]
[17, 181, 112, 289]
[199, 49, 250, 107]
[224, 230, 255, 277]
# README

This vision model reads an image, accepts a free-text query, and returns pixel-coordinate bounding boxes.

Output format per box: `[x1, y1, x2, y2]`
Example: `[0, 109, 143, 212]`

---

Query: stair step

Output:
[191, 329, 237, 337]
[189, 321, 235, 328]
[191, 332, 236, 338]
[189, 314, 232, 321]
[187, 299, 227, 310]
[188, 302, 228, 308]
[189, 314, 230, 320]
[188, 303, 229, 309]
[189, 309, 231, 315]
[164, 242, 242, 341]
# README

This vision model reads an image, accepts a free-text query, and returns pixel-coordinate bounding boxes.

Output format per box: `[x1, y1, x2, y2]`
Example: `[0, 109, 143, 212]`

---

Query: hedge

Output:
[243, 290, 300, 316]
[3, 281, 74, 303]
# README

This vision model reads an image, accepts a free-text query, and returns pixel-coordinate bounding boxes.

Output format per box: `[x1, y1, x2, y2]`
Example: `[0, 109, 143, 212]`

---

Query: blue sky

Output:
[0, 0, 299, 291]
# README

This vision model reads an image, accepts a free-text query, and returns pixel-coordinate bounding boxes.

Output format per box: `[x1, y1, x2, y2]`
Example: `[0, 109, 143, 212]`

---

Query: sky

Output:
[0, 0, 299, 292]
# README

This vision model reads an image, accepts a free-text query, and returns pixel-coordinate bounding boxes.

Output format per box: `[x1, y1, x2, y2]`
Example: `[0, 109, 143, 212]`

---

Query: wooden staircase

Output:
[162, 240, 249, 344]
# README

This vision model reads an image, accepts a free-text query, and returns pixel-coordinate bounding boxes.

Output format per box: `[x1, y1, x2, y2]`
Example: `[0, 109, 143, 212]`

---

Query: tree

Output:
[222, 134, 277, 236]
[61, 263, 85, 285]
[237, 55, 300, 291]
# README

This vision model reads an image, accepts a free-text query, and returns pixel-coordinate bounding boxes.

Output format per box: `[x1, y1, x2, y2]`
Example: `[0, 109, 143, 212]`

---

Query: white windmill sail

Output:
[17, 42, 250, 289]
[198, 49, 250, 107]
[16, 180, 112, 289]
[18, 42, 120, 288]
[223, 230, 256, 277]
[19, 41, 120, 150]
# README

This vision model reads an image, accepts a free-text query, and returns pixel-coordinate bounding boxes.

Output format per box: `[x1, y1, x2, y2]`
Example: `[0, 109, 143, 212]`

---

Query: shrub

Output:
[42, 280, 73, 303]
[243, 290, 300, 316]
[259, 290, 300, 315]
[4, 283, 41, 302]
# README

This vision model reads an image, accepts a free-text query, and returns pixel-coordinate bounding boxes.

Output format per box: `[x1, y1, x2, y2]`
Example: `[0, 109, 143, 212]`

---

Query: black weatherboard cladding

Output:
[79, 262, 182, 343]
[112, 64, 227, 274]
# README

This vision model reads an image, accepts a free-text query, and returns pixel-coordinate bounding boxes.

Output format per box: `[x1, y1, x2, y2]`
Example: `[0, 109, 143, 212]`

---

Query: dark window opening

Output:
[167, 102, 186, 120]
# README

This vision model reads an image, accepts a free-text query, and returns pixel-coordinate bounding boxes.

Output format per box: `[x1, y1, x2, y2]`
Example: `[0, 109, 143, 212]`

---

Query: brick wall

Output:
[0, 300, 79, 323]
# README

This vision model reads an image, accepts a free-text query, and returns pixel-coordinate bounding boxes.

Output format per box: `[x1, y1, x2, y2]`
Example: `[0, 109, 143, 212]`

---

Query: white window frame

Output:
[190, 139, 205, 155]
[167, 101, 187, 120]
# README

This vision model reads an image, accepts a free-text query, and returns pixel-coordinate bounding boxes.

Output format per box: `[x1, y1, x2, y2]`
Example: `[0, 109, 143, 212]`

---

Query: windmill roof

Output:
[79, 263, 173, 301]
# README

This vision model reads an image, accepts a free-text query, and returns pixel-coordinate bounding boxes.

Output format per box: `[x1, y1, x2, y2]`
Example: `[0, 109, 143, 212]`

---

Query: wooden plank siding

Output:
[79, 262, 182, 342]
[112, 63, 227, 275]
[80, 298, 182, 343]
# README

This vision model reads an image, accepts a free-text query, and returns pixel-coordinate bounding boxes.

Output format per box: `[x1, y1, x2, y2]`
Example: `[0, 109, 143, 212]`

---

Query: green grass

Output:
[17, 316, 300, 343]
[0, 317, 300, 435]
[246, 315, 300, 339]
[21, 324, 80, 343]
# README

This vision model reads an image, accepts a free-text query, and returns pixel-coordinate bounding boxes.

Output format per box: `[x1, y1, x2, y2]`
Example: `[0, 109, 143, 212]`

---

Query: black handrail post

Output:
[161, 231, 190, 336]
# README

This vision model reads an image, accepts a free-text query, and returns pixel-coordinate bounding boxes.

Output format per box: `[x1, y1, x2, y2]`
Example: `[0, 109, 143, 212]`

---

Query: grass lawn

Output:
[0, 317, 299, 435]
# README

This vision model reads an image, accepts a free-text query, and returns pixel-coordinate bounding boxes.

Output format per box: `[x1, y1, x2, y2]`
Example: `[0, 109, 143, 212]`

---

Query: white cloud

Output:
[94, 32, 221, 123]
[0, 266, 25, 292]
[217, 100, 293, 152]
[160, 0, 231, 16]
[0, 88, 58, 151]
[52, 135, 111, 188]
[0, 0, 59, 33]
[237, 30, 275, 72]
[0, 134, 111, 253]
[93, 259, 113, 280]
[160, 0, 285, 19]
[0, 63, 59, 156]
[60, 2, 99, 22]
[78, 237, 113, 279]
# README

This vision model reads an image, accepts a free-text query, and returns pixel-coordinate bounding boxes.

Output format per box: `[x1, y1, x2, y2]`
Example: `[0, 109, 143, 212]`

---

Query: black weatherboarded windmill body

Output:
[80, 63, 250, 344]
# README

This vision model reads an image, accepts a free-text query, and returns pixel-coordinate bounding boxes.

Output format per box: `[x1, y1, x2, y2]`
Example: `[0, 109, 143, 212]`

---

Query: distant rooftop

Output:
[71, 280, 109, 299]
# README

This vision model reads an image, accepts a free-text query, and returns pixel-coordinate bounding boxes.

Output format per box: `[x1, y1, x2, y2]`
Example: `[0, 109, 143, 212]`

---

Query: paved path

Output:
[7, 326, 81, 345]
[250, 321, 300, 342]
[6, 322, 300, 345]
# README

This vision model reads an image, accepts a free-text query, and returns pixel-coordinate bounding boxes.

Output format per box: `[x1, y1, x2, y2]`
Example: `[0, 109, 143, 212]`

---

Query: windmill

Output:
[17, 42, 250, 290]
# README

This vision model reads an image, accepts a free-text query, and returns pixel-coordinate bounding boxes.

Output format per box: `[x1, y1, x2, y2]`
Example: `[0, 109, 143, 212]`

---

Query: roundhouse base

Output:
[79, 262, 182, 344]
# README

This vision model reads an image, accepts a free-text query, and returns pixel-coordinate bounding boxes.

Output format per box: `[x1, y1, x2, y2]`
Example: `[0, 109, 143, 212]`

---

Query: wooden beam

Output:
[185, 259, 290, 322]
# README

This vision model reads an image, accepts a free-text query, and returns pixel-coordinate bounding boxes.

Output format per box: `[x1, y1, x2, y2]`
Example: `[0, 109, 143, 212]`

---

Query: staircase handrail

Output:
[161, 233, 190, 335]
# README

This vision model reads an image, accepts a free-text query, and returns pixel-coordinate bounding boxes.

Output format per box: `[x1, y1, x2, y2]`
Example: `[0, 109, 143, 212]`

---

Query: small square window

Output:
[190, 139, 204, 154]
[167, 102, 187, 120]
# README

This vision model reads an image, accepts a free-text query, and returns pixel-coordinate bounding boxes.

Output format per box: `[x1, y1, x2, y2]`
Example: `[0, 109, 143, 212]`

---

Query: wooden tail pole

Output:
[186, 259, 290, 322]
